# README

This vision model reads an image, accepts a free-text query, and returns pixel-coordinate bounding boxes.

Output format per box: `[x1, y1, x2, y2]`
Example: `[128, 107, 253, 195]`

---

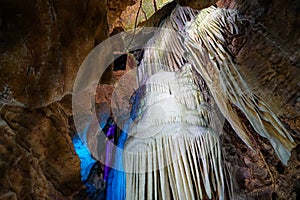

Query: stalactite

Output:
[184, 6, 296, 165]
[121, 4, 296, 200]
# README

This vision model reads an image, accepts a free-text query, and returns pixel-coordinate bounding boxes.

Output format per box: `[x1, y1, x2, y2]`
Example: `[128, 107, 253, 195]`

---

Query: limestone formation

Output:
[0, 0, 299, 199]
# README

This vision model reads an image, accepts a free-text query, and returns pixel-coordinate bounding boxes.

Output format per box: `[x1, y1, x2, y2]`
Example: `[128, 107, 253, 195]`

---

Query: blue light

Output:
[106, 120, 130, 200]
[72, 135, 97, 182]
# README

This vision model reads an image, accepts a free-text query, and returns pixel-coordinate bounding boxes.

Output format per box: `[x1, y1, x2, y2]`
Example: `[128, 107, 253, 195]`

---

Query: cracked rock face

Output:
[0, 95, 82, 199]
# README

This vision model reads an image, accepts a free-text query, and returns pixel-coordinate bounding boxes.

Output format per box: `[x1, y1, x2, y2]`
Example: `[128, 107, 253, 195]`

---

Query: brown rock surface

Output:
[107, 0, 174, 30]
[0, 0, 109, 198]
[0, 0, 106, 108]
[0, 95, 82, 199]
[107, 0, 136, 29]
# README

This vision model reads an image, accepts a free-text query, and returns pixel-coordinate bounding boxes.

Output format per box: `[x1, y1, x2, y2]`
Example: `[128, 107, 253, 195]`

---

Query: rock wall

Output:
[0, 95, 82, 199]
[0, 0, 109, 198]
[0, 0, 108, 108]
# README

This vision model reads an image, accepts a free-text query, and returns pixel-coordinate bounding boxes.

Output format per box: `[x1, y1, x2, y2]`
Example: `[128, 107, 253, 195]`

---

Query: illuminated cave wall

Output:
[0, 0, 299, 199]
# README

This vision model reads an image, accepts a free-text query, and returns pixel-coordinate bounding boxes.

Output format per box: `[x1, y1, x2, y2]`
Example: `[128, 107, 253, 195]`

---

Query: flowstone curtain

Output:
[107, 5, 295, 200]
